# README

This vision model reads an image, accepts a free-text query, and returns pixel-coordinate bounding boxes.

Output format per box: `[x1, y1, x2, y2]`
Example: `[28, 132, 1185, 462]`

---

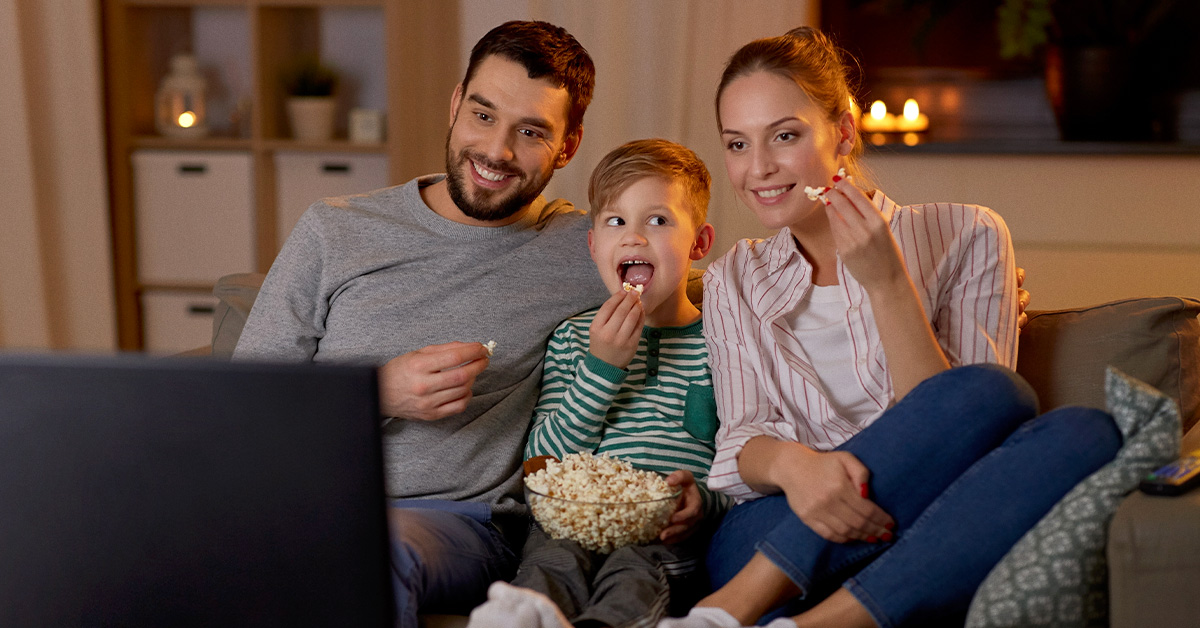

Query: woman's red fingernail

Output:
[881, 532, 893, 542]
[866, 536, 877, 543]
[885, 521, 894, 530]
[832, 175, 843, 182]
[860, 483, 868, 498]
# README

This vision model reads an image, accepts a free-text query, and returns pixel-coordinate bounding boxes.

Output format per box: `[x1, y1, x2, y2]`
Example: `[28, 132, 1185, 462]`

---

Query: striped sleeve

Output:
[924, 204, 1019, 368]
[702, 257, 803, 502]
[526, 318, 627, 461]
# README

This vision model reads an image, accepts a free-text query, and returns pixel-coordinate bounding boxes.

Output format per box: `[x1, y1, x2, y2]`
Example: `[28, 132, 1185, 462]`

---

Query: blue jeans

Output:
[388, 500, 520, 628]
[706, 364, 1121, 628]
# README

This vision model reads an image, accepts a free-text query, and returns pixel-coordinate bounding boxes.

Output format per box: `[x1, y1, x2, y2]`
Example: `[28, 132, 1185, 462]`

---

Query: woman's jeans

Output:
[706, 364, 1122, 628]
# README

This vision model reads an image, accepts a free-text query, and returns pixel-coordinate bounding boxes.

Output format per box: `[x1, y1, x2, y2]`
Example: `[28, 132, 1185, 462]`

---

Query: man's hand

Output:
[1016, 266, 1031, 330]
[588, 290, 644, 369]
[377, 342, 490, 421]
[659, 470, 703, 544]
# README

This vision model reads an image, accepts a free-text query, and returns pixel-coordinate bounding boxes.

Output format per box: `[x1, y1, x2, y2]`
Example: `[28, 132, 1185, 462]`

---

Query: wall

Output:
[0, 0, 115, 351]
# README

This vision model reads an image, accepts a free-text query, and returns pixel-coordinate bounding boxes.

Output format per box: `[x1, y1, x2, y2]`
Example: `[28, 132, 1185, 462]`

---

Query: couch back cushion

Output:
[1015, 297, 1200, 438]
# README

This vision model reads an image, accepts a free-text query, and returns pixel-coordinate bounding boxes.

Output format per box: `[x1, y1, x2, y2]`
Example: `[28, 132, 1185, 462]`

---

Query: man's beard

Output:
[444, 129, 555, 223]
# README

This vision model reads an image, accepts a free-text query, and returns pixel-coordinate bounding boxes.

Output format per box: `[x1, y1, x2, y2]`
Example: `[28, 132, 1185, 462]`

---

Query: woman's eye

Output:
[776, 131, 795, 142]
[605, 216, 624, 226]
[726, 140, 746, 152]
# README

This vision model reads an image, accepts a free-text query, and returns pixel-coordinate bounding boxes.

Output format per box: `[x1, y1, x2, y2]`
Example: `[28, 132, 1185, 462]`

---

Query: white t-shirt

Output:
[782, 283, 877, 427]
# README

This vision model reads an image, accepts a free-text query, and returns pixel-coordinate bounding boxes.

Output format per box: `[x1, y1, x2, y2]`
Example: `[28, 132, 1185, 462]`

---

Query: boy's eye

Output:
[648, 215, 668, 226]
[604, 216, 625, 226]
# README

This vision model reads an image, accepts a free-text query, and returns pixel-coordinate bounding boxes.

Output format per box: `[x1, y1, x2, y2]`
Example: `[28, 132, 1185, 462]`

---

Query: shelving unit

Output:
[101, 0, 459, 351]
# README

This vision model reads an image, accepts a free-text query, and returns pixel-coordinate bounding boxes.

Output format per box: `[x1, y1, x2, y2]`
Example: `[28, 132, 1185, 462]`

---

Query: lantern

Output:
[155, 54, 208, 139]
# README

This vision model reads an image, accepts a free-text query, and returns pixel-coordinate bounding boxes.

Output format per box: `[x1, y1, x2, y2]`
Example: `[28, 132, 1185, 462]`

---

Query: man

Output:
[234, 21, 608, 626]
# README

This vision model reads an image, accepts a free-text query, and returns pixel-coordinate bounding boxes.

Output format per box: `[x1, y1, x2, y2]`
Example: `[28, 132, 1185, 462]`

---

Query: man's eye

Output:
[519, 128, 543, 139]
[605, 217, 624, 226]
[475, 112, 492, 123]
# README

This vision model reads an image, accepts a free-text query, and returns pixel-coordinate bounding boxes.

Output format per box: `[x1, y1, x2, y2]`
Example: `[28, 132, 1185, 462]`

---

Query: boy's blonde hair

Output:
[588, 139, 711, 227]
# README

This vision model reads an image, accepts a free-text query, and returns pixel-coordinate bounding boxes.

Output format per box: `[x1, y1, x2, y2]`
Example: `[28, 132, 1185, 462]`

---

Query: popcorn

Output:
[483, 340, 497, 357]
[804, 168, 848, 202]
[621, 282, 644, 295]
[525, 452, 679, 554]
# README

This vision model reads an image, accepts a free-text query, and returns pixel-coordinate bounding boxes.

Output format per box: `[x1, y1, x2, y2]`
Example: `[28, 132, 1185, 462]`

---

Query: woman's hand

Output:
[659, 469, 703, 544]
[821, 178, 907, 292]
[775, 447, 894, 544]
[588, 289, 645, 369]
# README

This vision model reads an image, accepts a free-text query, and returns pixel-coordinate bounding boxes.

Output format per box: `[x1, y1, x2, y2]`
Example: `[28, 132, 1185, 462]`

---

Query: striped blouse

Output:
[527, 310, 731, 518]
[703, 192, 1018, 502]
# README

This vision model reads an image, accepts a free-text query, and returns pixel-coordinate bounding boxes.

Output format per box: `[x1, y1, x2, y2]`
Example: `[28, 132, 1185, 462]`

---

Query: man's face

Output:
[444, 55, 578, 222]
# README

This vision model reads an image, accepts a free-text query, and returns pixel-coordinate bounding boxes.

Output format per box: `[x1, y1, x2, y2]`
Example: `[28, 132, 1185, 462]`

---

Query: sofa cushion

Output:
[1015, 297, 1200, 437]
[211, 273, 266, 359]
[965, 367, 1181, 628]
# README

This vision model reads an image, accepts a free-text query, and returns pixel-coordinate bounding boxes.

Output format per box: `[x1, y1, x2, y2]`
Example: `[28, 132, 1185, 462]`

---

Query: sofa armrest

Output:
[211, 273, 266, 359]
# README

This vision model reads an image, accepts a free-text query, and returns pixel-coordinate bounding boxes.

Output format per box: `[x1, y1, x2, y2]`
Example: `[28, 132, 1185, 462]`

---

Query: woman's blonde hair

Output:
[715, 26, 868, 181]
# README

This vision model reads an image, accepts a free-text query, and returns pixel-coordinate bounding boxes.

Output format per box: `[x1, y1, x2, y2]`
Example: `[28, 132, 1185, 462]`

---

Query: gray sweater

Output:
[234, 175, 608, 515]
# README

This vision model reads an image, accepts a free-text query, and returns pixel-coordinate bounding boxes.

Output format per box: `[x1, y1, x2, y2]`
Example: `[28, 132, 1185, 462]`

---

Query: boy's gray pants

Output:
[511, 525, 711, 628]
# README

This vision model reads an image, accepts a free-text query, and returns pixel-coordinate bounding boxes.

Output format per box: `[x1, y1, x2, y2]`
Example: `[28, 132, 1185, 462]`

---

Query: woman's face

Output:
[718, 70, 850, 233]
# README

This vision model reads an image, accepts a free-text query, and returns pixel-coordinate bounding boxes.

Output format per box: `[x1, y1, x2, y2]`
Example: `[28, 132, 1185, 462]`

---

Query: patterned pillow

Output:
[965, 367, 1181, 628]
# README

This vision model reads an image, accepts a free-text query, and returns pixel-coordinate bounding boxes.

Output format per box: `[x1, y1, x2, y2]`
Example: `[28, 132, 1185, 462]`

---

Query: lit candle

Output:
[895, 99, 929, 132]
[177, 111, 197, 129]
[860, 100, 897, 133]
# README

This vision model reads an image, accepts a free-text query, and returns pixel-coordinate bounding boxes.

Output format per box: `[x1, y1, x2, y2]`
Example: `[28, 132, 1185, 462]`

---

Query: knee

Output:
[930, 363, 1038, 418]
[1035, 406, 1122, 466]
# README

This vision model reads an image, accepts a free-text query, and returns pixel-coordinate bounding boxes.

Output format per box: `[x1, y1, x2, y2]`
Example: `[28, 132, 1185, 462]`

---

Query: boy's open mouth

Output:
[619, 259, 654, 287]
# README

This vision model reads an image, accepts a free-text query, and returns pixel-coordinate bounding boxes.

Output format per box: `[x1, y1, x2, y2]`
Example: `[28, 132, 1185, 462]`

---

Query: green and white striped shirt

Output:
[527, 309, 731, 518]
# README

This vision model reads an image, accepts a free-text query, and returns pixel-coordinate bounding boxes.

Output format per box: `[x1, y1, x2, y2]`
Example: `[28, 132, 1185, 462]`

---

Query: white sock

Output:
[762, 619, 799, 628]
[466, 581, 572, 628]
[657, 606, 743, 628]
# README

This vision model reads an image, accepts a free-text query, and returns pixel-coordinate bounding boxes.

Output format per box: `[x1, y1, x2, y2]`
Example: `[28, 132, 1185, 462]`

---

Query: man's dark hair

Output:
[462, 20, 595, 137]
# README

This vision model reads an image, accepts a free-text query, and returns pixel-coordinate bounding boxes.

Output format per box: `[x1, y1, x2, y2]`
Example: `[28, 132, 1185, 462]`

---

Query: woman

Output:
[664, 27, 1121, 628]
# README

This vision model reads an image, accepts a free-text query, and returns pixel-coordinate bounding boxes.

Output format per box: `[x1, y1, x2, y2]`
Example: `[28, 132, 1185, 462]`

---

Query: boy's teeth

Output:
[473, 161, 508, 182]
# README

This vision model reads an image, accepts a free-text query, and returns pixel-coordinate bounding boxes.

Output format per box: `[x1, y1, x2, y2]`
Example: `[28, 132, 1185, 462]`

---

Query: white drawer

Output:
[141, 291, 219, 355]
[133, 150, 255, 285]
[275, 152, 389, 248]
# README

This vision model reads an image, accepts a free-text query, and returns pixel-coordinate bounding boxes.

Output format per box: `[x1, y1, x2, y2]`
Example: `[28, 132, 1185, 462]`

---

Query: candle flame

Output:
[903, 99, 920, 121]
[177, 111, 197, 128]
[870, 100, 887, 121]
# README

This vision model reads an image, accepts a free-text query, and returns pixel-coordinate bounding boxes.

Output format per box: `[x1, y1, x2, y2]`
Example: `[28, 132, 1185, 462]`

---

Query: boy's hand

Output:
[659, 470, 703, 544]
[588, 289, 644, 369]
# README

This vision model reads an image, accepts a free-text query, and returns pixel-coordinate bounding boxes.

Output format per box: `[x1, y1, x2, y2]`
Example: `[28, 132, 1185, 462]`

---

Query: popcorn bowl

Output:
[524, 484, 681, 554]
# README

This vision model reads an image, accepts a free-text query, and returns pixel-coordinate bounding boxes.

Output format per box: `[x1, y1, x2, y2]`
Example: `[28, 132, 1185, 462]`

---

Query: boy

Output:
[467, 139, 730, 628]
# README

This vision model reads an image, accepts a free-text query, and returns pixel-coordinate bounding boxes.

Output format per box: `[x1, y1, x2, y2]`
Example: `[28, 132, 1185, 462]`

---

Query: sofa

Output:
[206, 272, 1200, 627]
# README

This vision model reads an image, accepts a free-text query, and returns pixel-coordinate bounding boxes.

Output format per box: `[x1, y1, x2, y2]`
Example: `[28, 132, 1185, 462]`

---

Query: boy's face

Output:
[588, 177, 712, 323]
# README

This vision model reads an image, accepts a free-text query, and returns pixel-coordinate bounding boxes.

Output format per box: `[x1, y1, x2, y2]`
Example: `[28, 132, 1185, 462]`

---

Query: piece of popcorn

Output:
[483, 340, 497, 357]
[803, 185, 829, 201]
[621, 282, 644, 295]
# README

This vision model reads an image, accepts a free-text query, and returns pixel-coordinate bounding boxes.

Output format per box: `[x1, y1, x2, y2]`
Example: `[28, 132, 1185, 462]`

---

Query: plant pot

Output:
[1044, 45, 1180, 142]
[286, 97, 336, 142]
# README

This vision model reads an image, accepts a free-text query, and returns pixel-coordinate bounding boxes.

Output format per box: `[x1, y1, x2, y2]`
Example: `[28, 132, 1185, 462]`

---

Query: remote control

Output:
[1139, 449, 1200, 496]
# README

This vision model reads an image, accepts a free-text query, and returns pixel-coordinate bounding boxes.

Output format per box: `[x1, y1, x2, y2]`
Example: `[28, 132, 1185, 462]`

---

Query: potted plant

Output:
[281, 56, 338, 142]
[996, 0, 1188, 141]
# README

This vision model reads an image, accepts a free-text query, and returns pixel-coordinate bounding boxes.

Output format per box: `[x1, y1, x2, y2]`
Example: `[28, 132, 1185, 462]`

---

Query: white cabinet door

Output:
[275, 152, 389, 248]
[133, 150, 255, 285]
[141, 291, 219, 355]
